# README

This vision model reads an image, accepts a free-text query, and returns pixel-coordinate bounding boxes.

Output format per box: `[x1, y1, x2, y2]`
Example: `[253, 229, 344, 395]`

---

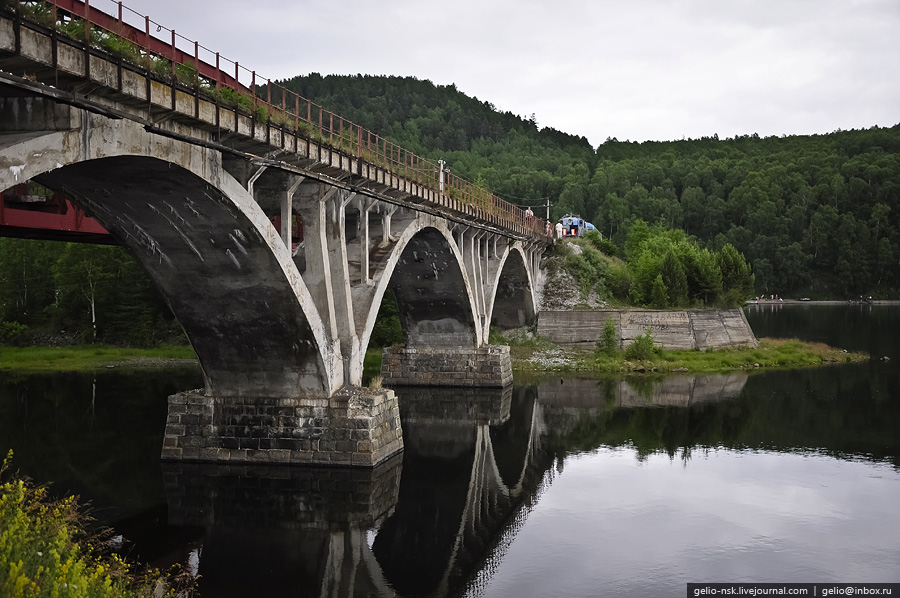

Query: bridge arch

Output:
[358, 217, 482, 360]
[485, 243, 537, 332]
[0, 113, 341, 398]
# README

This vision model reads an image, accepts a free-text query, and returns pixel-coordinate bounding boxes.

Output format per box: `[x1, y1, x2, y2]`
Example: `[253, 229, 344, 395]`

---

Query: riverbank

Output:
[0, 344, 197, 371]
[2, 338, 867, 375]
[505, 336, 868, 374]
[0, 454, 194, 598]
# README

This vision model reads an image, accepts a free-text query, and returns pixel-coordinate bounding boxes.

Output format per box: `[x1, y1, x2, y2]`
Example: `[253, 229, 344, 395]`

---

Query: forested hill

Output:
[283, 74, 900, 298]
[279, 73, 592, 156]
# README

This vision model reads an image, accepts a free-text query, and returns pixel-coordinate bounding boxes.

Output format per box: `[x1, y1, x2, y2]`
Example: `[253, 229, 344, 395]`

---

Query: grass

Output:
[0, 345, 196, 372]
[509, 337, 868, 374]
[0, 453, 195, 598]
[362, 348, 384, 385]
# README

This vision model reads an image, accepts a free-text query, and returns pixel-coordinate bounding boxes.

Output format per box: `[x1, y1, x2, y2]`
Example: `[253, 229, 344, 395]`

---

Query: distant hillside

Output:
[284, 74, 900, 298]
[279, 73, 592, 155]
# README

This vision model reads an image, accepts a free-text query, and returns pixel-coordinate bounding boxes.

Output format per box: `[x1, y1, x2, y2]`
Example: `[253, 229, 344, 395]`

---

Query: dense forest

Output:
[282, 74, 900, 298]
[0, 240, 183, 346]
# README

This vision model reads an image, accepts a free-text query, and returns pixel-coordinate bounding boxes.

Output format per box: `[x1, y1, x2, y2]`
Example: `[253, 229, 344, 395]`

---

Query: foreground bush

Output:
[0, 453, 193, 598]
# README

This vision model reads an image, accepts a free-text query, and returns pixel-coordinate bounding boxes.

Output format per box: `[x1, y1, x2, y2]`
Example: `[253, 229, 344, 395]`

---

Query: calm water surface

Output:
[1, 305, 899, 597]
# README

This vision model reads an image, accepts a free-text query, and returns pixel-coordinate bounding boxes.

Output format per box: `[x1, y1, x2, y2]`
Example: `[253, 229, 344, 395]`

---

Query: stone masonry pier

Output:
[161, 388, 403, 467]
[381, 345, 513, 387]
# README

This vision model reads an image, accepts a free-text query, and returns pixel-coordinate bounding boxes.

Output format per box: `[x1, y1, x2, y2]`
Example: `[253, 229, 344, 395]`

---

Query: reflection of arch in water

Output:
[374, 385, 555, 597]
[162, 459, 402, 597]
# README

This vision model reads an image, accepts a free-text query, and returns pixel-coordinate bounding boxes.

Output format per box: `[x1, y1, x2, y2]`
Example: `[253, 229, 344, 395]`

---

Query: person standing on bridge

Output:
[525, 206, 534, 223]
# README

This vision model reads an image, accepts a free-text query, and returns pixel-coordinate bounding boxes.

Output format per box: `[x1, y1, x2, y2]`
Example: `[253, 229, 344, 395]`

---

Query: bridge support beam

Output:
[380, 345, 513, 388]
[161, 388, 403, 467]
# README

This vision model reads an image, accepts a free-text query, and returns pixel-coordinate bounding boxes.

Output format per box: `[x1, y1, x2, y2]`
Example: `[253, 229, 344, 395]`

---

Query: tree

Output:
[0, 238, 56, 326]
[53, 244, 119, 340]
[649, 274, 669, 309]
[719, 244, 755, 303]
[661, 250, 688, 307]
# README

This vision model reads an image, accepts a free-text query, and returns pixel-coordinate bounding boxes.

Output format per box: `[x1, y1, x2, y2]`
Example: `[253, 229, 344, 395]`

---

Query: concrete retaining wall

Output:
[537, 309, 758, 350]
[381, 345, 513, 387]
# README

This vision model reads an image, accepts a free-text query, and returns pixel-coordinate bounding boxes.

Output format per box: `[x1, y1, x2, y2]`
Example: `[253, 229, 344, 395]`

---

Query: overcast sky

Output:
[113, 0, 899, 148]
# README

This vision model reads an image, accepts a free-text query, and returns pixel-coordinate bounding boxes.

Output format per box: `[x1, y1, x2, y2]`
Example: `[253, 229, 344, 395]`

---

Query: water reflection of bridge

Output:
[162, 374, 747, 596]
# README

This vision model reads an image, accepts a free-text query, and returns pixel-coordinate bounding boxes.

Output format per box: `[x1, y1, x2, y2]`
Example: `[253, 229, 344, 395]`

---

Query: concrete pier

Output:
[381, 345, 513, 387]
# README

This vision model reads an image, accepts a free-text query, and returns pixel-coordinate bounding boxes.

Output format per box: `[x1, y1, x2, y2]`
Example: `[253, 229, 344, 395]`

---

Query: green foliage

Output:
[597, 317, 618, 355]
[564, 245, 609, 299]
[0, 239, 183, 347]
[151, 57, 171, 79]
[215, 86, 254, 112]
[649, 274, 669, 309]
[621, 221, 753, 307]
[55, 18, 103, 46]
[624, 328, 658, 361]
[370, 290, 404, 347]
[0, 453, 194, 597]
[718, 243, 755, 304]
[99, 33, 143, 63]
[174, 61, 198, 86]
[18, 1, 54, 27]
[0, 321, 29, 346]
[661, 250, 688, 306]
[583, 229, 618, 255]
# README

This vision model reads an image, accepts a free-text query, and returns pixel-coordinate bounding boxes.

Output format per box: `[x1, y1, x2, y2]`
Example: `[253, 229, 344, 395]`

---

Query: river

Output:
[1, 305, 898, 597]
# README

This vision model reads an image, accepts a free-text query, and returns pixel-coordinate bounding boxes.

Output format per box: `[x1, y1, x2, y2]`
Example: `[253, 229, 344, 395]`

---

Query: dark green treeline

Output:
[281, 74, 900, 298]
[0, 240, 182, 346]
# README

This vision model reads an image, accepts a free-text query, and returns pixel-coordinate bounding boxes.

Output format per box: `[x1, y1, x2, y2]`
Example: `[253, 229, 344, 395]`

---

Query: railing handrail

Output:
[11, 0, 552, 240]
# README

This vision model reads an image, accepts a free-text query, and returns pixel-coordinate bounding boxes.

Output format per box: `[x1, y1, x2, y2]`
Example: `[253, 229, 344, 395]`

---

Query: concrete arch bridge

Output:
[0, 2, 551, 466]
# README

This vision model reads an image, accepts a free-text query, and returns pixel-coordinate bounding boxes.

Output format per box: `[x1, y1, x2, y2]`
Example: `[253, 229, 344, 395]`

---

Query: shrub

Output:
[0, 452, 195, 597]
[174, 61, 198, 86]
[99, 33, 143, 63]
[583, 229, 618, 256]
[0, 321, 29, 346]
[625, 328, 658, 360]
[597, 317, 618, 355]
[18, 1, 55, 27]
[151, 57, 171, 79]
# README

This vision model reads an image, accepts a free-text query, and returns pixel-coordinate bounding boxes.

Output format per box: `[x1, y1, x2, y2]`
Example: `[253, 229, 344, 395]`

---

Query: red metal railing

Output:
[10, 0, 552, 240]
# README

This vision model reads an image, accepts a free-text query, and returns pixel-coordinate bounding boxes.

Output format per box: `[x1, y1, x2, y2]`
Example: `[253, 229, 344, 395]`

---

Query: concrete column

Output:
[325, 190, 361, 386]
[382, 205, 398, 243]
[359, 199, 372, 285]
[283, 176, 305, 249]
[298, 185, 340, 344]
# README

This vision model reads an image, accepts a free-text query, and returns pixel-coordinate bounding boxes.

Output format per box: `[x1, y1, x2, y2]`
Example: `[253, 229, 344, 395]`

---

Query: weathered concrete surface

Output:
[161, 387, 403, 467]
[381, 345, 513, 387]
[537, 309, 758, 350]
